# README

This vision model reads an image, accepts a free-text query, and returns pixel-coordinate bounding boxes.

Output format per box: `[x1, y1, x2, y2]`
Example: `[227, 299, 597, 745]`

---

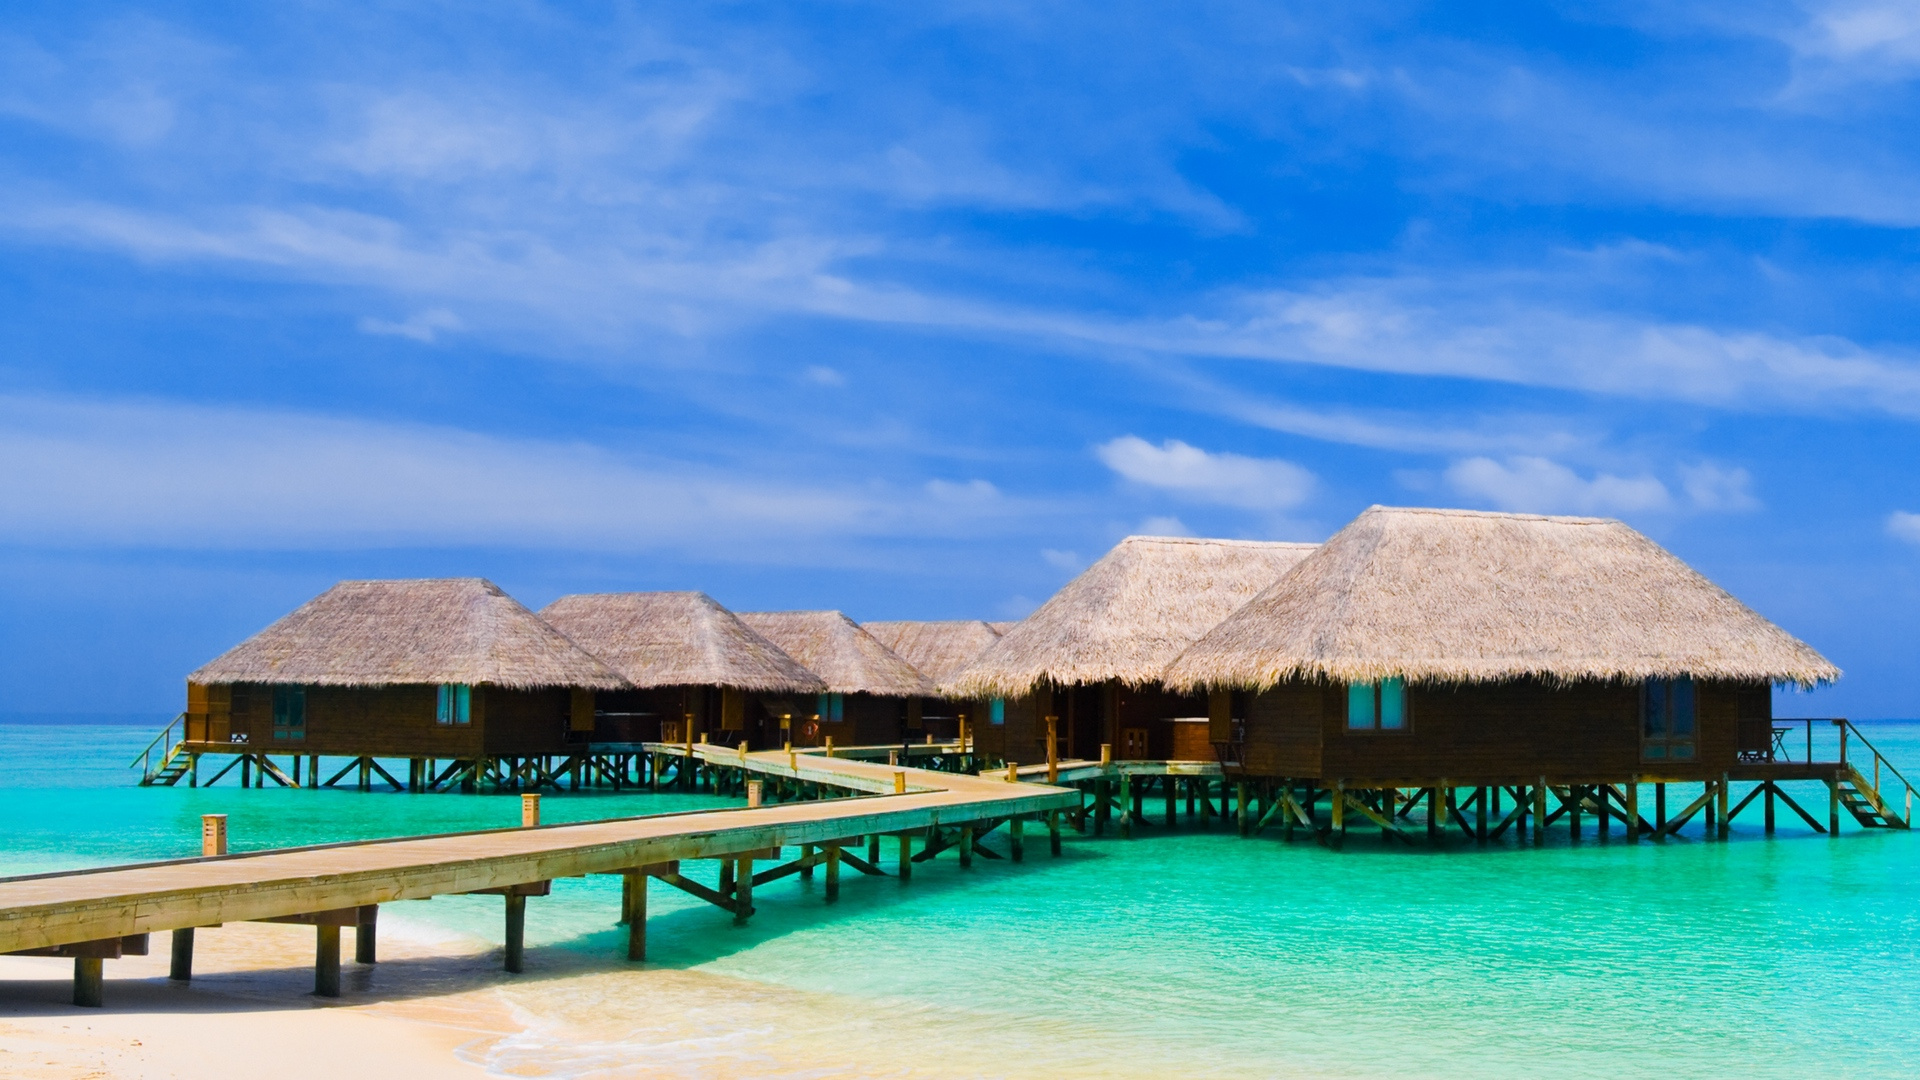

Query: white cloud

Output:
[1136, 515, 1193, 537]
[925, 478, 1000, 504]
[0, 394, 1032, 553]
[1444, 456, 1671, 515]
[804, 365, 846, 386]
[359, 308, 462, 343]
[1095, 436, 1314, 510]
[1040, 548, 1083, 570]
[1679, 462, 1762, 511]
[1888, 511, 1920, 545]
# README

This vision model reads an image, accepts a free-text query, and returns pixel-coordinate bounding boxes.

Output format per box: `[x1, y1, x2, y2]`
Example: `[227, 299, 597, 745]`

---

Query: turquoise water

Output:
[4, 722, 1919, 1077]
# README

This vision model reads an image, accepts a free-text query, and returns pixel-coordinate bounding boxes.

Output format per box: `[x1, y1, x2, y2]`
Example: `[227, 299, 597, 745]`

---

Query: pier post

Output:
[960, 826, 974, 867]
[1119, 774, 1133, 839]
[241, 756, 251, 789]
[503, 895, 526, 972]
[316, 924, 342, 995]
[897, 835, 912, 882]
[1765, 782, 1776, 833]
[1048, 810, 1062, 856]
[1165, 776, 1176, 825]
[1728, 768, 1743, 837]
[1627, 778, 1640, 842]
[867, 833, 880, 865]
[1534, 779, 1547, 846]
[74, 957, 103, 1008]
[358, 757, 371, 792]
[801, 844, 815, 880]
[626, 873, 647, 961]
[1475, 786, 1487, 843]
[190, 752, 199, 787]
[1046, 715, 1059, 784]
[1010, 816, 1025, 862]
[169, 928, 194, 981]
[1331, 781, 1345, 840]
[1186, 778, 1196, 820]
[1569, 785, 1581, 841]
[355, 906, 377, 964]
[1829, 781, 1841, 836]
[825, 845, 841, 902]
[1236, 782, 1248, 837]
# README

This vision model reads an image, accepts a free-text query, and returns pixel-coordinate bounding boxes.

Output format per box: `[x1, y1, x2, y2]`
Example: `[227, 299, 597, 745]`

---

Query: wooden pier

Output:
[3, 743, 1077, 1007]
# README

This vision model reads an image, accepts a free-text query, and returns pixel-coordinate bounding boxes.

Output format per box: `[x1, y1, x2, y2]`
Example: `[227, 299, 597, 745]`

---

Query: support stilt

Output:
[825, 845, 841, 901]
[1010, 815, 1025, 862]
[897, 835, 912, 882]
[169, 927, 194, 981]
[504, 894, 526, 972]
[355, 906, 377, 964]
[74, 957, 103, 1008]
[1049, 810, 1062, 856]
[316, 924, 341, 996]
[626, 874, 647, 961]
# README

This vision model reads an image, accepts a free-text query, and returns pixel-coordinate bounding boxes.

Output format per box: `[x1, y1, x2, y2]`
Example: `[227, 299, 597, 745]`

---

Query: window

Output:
[272, 685, 306, 741]
[1346, 678, 1408, 732]
[989, 698, 1006, 725]
[1642, 677, 1695, 761]
[437, 684, 472, 725]
[816, 692, 845, 723]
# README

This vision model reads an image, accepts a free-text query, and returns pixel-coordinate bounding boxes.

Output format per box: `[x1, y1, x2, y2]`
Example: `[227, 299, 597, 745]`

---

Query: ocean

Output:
[3, 721, 1917, 1078]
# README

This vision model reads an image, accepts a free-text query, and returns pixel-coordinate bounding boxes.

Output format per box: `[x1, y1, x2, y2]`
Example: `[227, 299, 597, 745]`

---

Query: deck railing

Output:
[1838, 718, 1915, 826]
[128, 713, 185, 783]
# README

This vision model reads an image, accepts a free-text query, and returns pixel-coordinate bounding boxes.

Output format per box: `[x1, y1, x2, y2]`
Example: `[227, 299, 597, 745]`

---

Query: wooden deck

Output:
[1, 744, 1079, 1005]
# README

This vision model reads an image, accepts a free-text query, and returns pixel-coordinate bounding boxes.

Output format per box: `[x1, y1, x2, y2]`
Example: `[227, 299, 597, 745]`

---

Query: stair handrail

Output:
[128, 713, 186, 780]
[1836, 718, 1914, 822]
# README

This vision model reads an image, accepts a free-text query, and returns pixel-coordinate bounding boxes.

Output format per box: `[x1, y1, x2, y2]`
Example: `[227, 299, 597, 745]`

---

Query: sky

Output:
[2, 1, 1919, 718]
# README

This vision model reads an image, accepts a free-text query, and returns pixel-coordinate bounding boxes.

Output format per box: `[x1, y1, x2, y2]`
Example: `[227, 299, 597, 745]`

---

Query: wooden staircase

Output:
[130, 715, 188, 787]
[1837, 763, 1909, 829]
[143, 745, 192, 787]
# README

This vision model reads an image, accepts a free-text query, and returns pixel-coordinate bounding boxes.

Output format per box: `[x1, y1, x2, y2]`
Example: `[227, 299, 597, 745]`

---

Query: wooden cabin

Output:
[1163, 506, 1839, 787]
[863, 619, 1004, 741]
[538, 592, 825, 750]
[738, 611, 933, 747]
[945, 536, 1316, 766]
[185, 578, 629, 761]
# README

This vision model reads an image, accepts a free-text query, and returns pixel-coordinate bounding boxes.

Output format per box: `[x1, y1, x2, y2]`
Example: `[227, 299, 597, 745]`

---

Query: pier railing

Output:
[1838, 718, 1915, 827]
[129, 714, 184, 784]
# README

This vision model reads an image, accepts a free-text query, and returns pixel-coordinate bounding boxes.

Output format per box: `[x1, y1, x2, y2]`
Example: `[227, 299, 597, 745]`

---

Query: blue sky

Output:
[3, 2, 1919, 717]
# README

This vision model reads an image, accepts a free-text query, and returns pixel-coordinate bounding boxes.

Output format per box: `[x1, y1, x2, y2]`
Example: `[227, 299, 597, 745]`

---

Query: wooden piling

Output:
[1235, 781, 1249, 837]
[825, 845, 841, 902]
[1119, 774, 1133, 840]
[1626, 778, 1640, 843]
[1331, 782, 1345, 836]
[1718, 773, 1730, 839]
[1165, 776, 1176, 825]
[316, 924, 342, 995]
[1765, 781, 1776, 833]
[355, 906, 377, 964]
[734, 856, 755, 923]
[1534, 779, 1547, 845]
[74, 956, 103, 1008]
[1570, 784, 1581, 840]
[169, 928, 194, 981]
[960, 826, 974, 867]
[504, 893, 527, 971]
[897, 835, 912, 882]
[626, 873, 647, 960]
[1010, 816, 1025, 862]
[1048, 809, 1062, 856]
[1829, 781, 1841, 836]
[801, 843, 815, 880]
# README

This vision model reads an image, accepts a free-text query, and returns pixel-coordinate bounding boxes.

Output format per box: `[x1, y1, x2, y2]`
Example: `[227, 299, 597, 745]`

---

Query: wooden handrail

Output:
[1837, 719, 1914, 803]
[127, 714, 185, 776]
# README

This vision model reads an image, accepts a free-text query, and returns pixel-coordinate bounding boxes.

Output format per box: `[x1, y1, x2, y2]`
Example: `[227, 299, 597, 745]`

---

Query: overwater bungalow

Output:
[182, 578, 629, 788]
[539, 592, 824, 749]
[739, 611, 934, 746]
[862, 619, 1005, 739]
[948, 536, 1317, 764]
[1162, 507, 1846, 830]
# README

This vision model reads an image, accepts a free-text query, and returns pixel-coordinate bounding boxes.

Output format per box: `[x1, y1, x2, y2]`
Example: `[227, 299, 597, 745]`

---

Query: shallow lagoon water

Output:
[4, 722, 1918, 1077]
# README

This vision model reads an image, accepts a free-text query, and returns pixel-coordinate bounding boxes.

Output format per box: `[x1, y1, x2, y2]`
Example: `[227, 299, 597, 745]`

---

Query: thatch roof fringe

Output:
[191, 578, 629, 690]
[1163, 506, 1840, 691]
[946, 535, 1318, 698]
[862, 620, 1003, 685]
[540, 592, 824, 693]
[741, 611, 935, 697]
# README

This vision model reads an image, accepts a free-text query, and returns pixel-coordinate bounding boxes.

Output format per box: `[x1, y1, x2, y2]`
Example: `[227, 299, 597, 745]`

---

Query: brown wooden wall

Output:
[1241, 677, 1765, 783]
[188, 682, 580, 758]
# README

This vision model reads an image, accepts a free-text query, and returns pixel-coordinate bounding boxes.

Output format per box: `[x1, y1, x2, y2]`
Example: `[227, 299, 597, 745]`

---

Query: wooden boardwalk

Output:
[0, 745, 1078, 1006]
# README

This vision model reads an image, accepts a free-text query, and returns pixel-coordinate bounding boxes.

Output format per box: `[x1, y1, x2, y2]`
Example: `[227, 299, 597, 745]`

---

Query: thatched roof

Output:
[947, 536, 1318, 697]
[1164, 506, 1840, 691]
[863, 620, 1003, 685]
[987, 621, 1021, 634]
[191, 578, 629, 690]
[540, 592, 823, 692]
[741, 611, 935, 697]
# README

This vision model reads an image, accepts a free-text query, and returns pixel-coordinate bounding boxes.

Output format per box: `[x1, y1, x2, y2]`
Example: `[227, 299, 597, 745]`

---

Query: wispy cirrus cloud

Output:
[1096, 436, 1314, 510]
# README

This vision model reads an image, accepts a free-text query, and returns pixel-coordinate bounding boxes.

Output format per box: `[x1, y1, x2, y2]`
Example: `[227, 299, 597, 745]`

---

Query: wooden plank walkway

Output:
[0, 746, 1078, 1005]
